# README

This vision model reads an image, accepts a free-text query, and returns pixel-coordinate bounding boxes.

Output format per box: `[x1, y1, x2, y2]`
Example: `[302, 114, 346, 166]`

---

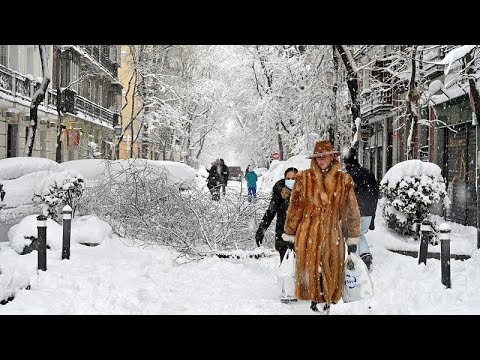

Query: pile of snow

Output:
[196, 166, 209, 178]
[7, 213, 114, 253]
[253, 167, 268, 177]
[1, 171, 53, 208]
[380, 159, 445, 189]
[61, 158, 197, 188]
[259, 153, 311, 191]
[60, 159, 108, 180]
[71, 215, 113, 245]
[8, 214, 64, 254]
[0, 157, 62, 180]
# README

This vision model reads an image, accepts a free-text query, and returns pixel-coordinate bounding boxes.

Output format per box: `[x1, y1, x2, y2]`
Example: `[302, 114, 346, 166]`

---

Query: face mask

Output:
[285, 179, 295, 190]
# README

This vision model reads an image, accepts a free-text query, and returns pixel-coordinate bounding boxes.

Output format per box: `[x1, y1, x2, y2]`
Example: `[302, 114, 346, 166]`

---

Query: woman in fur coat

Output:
[283, 140, 361, 313]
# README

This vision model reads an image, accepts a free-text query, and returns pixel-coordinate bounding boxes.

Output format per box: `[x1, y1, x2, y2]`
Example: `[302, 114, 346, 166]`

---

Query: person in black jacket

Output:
[219, 159, 229, 196]
[344, 147, 379, 270]
[207, 160, 221, 201]
[255, 167, 298, 263]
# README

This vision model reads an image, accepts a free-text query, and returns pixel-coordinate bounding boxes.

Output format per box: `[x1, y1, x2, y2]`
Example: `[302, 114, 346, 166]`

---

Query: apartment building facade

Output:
[353, 45, 479, 227]
[0, 45, 122, 162]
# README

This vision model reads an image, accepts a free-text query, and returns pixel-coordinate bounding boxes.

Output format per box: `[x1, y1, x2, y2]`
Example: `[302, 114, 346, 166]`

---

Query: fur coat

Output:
[284, 158, 361, 305]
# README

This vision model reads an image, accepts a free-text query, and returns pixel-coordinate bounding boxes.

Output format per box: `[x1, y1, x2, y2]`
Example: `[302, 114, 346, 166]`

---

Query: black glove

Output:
[369, 216, 375, 231]
[287, 241, 295, 250]
[347, 244, 357, 254]
[255, 229, 264, 247]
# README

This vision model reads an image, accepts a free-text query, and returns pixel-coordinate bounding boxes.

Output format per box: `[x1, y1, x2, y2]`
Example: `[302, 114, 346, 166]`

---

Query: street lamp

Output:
[114, 124, 122, 139]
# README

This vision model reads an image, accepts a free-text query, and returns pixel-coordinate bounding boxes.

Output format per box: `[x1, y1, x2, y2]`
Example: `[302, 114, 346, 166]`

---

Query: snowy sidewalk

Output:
[1, 230, 480, 314]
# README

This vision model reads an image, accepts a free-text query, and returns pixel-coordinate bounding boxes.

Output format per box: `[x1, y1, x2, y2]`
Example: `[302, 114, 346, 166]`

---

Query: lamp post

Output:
[114, 124, 122, 159]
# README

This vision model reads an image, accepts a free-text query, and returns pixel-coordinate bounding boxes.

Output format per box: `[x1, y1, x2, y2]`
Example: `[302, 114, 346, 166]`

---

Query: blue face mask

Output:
[285, 179, 295, 190]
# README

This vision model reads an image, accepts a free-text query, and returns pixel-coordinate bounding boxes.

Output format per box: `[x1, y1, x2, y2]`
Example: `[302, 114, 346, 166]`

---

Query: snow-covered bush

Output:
[8, 214, 63, 254]
[32, 170, 85, 223]
[380, 160, 449, 240]
[79, 160, 270, 261]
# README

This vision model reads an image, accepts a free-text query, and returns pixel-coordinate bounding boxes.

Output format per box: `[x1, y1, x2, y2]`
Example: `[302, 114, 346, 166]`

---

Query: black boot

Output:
[323, 303, 331, 315]
[310, 301, 320, 312]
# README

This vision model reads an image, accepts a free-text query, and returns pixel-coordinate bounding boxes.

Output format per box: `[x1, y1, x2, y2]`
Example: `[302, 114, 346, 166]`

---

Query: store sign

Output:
[360, 125, 374, 140]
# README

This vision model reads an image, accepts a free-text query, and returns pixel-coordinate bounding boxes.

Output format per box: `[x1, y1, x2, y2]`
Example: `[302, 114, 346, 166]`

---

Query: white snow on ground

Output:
[1, 158, 479, 314]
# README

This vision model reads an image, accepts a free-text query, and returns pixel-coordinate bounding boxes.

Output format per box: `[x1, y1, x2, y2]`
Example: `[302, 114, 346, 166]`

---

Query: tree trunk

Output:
[334, 45, 360, 145]
[406, 46, 419, 160]
[55, 87, 63, 162]
[25, 45, 51, 157]
[275, 122, 284, 160]
[55, 47, 64, 163]
[331, 46, 339, 147]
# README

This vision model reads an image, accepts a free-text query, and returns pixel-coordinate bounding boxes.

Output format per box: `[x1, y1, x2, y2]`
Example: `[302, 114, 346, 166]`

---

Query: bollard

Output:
[62, 205, 72, 260]
[439, 223, 451, 289]
[37, 215, 47, 271]
[418, 219, 432, 265]
[0, 183, 5, 201]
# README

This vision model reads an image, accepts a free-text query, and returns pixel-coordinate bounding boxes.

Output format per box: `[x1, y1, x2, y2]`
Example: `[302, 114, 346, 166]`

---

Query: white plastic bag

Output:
[342, 252, 374, 303]
[277, 248, 296, 298]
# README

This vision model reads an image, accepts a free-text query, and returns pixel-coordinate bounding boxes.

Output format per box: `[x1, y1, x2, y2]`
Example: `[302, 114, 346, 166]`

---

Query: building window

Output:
[72, 59, 79, 93]
[97, 84, 102, 106]
[101, 45, 109, 58]
[88, 79, 94, 101]
[27, 46, 34, 75]
[109, 46, 117, 63]
[0, 45, 8, 67]
[60, 56, 71, 87]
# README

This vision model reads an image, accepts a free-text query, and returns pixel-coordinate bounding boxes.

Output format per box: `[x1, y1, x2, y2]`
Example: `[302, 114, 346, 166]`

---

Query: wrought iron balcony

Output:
[76, 45, 118, 78]
[360, 86, 393, 118]
[0, 64, 58, 112]
[74, 94, 115, 126]
[0, 65, 115, 126]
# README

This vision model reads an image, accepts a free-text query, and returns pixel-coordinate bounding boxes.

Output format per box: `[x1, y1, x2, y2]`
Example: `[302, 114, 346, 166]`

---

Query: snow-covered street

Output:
[1, 168, 479, 315]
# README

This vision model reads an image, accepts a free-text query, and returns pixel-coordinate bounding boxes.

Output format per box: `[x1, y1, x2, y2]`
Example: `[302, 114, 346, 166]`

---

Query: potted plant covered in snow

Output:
[379, 159, 450, 244]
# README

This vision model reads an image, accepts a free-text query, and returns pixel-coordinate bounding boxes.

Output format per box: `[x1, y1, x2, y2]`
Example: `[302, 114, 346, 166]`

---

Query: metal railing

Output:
[77, 45, 118, 78]
[0, 64, 114, 126]
[361, 86, 394, 116]
[75, 95, 115, 126]
[0, 64, 57, 111]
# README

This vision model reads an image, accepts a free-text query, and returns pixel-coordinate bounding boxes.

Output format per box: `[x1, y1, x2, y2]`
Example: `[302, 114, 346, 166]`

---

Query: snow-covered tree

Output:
[25, 45, 51, 157]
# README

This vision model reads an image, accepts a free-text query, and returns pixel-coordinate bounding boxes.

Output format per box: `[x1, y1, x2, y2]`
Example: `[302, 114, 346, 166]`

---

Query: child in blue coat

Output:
[244, 165, 258, 203]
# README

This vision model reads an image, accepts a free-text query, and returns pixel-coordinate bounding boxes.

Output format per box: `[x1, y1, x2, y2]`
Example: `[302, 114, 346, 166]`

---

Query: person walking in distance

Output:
[282, 139, 361, 314]
[244, 165, 258, 203]
[219, 159, 229, 196]
[255, 167, 299, 263]
[206, 160, 221, 201]
[343, 147, 379, 270]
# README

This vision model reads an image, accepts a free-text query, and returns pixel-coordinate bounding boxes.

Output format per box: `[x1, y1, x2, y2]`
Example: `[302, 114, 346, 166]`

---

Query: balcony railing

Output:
[77, 45, 118, 78]
[75, 95, 115, 126]
[0, 64, 114, 126]
[0, 64, 58, 112]
[361, 87, 394, 117]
